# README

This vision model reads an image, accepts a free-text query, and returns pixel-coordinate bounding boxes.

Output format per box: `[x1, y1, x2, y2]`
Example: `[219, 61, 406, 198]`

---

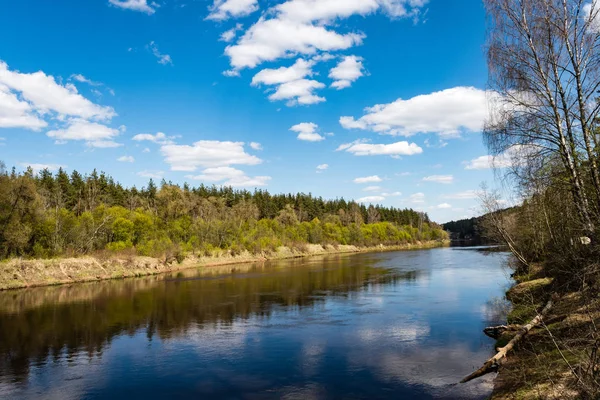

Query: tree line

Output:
[477, 1, 600, 396]
[0, 162, 447, 260]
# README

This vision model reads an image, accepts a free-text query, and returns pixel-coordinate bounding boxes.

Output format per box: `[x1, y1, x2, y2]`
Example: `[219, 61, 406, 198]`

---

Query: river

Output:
[0, 247, 511, 399]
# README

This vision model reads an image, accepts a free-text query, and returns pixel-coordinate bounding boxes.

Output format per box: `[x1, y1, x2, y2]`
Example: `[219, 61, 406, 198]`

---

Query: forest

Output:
[0, 161, 447, 261]
[460, 1, 600, 398]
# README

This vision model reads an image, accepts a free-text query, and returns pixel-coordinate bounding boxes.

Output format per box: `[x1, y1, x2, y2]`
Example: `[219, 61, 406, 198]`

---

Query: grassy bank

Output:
[490, 264, 600, 399]
[0, 240, 448, 291]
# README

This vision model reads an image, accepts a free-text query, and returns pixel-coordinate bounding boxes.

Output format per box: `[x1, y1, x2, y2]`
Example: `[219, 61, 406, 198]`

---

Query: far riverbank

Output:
[0, 240, 449, 291]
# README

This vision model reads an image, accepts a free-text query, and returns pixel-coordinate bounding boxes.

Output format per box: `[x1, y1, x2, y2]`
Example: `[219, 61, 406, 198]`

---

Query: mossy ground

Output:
[490, 264, 600, 400]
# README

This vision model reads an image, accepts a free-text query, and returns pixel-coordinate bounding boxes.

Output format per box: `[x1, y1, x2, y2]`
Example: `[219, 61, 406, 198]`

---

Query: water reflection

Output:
[0, 248, 509, 399]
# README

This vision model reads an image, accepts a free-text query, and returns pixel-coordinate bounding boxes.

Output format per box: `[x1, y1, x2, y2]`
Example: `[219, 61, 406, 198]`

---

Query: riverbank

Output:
[489, 264, 600, 399]
[0, 240, 448, 291]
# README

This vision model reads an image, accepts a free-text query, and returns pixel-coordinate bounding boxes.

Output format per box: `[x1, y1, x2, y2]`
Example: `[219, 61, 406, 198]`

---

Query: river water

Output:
[0, 247, 511, 399]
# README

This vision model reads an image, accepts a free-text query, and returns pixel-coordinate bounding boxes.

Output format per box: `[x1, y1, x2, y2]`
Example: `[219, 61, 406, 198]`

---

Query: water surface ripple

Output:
[0, 247, 510, 399]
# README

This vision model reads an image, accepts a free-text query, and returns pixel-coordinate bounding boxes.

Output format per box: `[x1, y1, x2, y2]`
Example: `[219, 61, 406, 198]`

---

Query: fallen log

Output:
[483, 324, 521, 339]
[461, 297, 555, 383]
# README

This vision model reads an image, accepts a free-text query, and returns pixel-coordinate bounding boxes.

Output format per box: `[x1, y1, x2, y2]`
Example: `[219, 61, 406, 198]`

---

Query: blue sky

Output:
[0, 0, 503, 223]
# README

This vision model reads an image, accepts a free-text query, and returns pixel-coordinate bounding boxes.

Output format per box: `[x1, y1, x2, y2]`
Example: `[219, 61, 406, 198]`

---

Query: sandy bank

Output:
[0, 240, 448, 291]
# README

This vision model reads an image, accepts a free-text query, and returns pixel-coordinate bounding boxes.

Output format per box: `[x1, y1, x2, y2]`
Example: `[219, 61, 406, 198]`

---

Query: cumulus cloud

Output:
[409, 192, 425, 203]
[381, 191, 402, 197]
[132, 132, 176, 145]
[0, 61, 115, 121]
[250, 142, 262, 150]
[147, 41, 173, 65]
[269, 78, 325, 106]
[207, 0, 259, 21]
[0, 84, 47, 130]
[357, 195, 386, 204]
[117, 155, 135, 163]
[316, 163, 329, 172]
[340, 87, 491, 138]
[161, 140, 262, 171]
[251, 59, 324, 105]
[224, 17, 364, 71]
[353, 175, 382, 184]
[584, 1, 600, 32]
[329, 55, 365, 89]
[290, 122, 326, 141]
[19, 163, 66, 173]
[433, 203, 452, 209]
[108, 0, 158, 14]
[220, 23, 244, 43]
[464, 145, 535, 170]
[186, 166, 270, 187]
[423, 175, 453, 184]
[0, 61, 123, 148]
[138, 170, 164, 179]
[252, 59, 314, 86]
[337, 140, 423, 156]
[47, 119, 122, 147]
[363, 185, 382, 192]
[443, 190, 478, 200]
[223, 0, 427, 70]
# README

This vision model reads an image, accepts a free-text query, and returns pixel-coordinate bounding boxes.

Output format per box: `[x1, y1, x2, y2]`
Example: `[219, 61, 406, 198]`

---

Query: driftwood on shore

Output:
[483, 324, 521, 339]
[461, 297, 555, 383]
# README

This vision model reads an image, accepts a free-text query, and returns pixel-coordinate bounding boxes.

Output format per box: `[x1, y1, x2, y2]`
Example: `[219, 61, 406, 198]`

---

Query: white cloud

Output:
[423, 175, 453, 184]
[47, 119, 122, 147]
[220, 23, 244, 43]
[0, 61, 116, 121]
[117, 155, 135, 163]
[584, 2, 600, 32]
[316, 163, 329, 172]
[464, 155, 496, 170]
[143, 147, 151, 153]
[0, 84, 47, 130]
[363, 185, 382, 192]
[464, 145, 535, 170]
[147, 41, 173, 65]
[19, 163, 66, 173]
[70, 74, 101, 86]
[353, 175, 382, 184]
[329, 55, 364, 89]
[207, 0, 259, 21]
[290, 122, 326, 141]
[269, 78, 325, 106]
[358, 195, 385, 204]
[223, 0, 427, 71]
[132, 132, 176, 145]
[86, 140, 123, 148]
[108, 0, 157, 14]
[186, 166, 270, 187]
[381, 191, 401, 197]
[252, 59, 315, 86]
[409, 192, 425, 203]
[223, 69, 241, 77]
[249, 142, 262, 150]
[443, 190, 478, 200]
[161, 140, 262, 171]
[337, 140, 423, 156]
[340, 87, 490, 137]
[251, 59, 324, 105]
[138, 170, 164, 179]
[433, 203, 452, 209]
[225, 18, 364, 71]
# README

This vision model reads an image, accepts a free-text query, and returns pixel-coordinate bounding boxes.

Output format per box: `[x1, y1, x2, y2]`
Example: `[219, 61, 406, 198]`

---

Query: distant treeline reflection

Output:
[0, 257, 420, 381]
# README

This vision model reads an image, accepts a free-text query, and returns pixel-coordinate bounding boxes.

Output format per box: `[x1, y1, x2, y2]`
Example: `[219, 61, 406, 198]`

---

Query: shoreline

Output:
[0, 240, 449, 291]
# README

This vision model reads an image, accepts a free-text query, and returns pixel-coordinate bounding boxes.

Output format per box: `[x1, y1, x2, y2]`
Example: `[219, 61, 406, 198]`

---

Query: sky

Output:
[0, 0, 507, 223]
